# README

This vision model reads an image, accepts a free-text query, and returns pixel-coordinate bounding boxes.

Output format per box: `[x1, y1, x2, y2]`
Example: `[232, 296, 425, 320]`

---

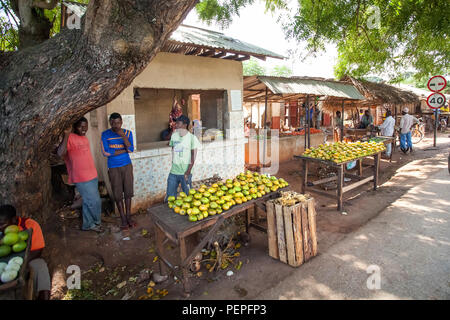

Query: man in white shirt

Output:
[378, 110, 395, 157]
[399, 107, 419, 154]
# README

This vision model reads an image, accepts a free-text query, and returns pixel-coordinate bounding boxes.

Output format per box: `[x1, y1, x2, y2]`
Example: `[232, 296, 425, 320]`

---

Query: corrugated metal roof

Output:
[257, 76, 365, 100]
[170, 25, 284, 59]
[62, 1, 87, 18]
[59, 3, 283, 60]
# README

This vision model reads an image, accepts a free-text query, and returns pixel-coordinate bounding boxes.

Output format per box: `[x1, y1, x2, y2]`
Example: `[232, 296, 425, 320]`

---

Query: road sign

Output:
[427, 75, 447, 92]
[427, 92, 446, 109]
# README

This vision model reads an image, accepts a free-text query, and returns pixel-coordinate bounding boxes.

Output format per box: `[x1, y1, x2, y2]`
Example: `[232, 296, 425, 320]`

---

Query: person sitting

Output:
[0, 205, 51, 300]
[359, 110, 373, 129]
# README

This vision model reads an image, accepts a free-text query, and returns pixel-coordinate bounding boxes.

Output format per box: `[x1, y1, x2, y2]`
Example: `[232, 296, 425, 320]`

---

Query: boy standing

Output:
[101, 113, 136, 230]
[166, 115, 201, 199]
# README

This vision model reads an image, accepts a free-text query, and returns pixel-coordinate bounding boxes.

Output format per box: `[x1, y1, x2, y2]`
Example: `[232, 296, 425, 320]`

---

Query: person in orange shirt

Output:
[0, 205, 51, 300]
[58, 117, 103, 232]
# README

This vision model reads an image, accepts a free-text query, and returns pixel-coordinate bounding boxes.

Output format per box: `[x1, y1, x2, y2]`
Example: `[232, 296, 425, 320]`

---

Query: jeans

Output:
[166, 173, 192, 201]
[400, 132, 412, 151]
[385, 143, 392, 156]
[75, 177, 102, 230]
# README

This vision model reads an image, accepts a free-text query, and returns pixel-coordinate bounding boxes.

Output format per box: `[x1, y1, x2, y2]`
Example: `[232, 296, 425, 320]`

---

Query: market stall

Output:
[243, 76, 365, 167]
[294, 141, 386, 211]
[148, 172, 289, 293]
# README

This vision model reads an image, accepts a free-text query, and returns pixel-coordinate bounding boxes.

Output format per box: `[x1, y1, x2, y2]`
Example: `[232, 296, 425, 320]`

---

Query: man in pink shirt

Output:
[58, 117, 103, 232]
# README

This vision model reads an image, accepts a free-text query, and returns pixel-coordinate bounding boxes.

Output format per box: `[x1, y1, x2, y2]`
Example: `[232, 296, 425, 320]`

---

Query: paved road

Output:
[255, 162, 450, 300]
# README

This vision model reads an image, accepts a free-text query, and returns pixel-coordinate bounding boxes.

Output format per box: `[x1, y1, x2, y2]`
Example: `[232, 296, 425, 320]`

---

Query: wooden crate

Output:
[266, 198, 318, 267]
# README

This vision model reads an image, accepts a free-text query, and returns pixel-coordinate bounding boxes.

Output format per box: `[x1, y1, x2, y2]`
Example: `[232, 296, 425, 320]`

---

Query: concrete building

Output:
[82, 25, 283, 212]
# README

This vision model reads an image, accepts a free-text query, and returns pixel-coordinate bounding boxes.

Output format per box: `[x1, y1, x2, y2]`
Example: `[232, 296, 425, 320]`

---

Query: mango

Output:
[0, 245, 12, 258]
[2, 233, 19, 246]
[4, 225, 19, 234]
[12, 241, 27, 253]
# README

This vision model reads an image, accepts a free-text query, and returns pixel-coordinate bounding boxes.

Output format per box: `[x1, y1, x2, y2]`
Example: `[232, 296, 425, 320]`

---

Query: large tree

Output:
[0, 0, 198, 219]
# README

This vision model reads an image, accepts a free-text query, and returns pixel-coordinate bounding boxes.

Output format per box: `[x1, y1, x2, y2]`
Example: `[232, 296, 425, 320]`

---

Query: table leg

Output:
[337, 164, 344, 211]
[155, 225, 168, 276]
[358, 158, 363, 177]
[302, 159, 308, 193]
[374, 153, 380, 190]
[245, 209, 250, 234]
[179, 237, 191, 294]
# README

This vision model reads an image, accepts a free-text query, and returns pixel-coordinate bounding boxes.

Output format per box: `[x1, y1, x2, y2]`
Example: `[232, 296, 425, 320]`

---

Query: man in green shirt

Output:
[165, 115, 201, 200]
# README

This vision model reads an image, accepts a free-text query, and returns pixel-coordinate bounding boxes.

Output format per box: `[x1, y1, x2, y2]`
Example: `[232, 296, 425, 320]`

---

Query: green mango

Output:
[4, 225, 19, 234]
[0, 245, 12, 257]
[2, 233, 19, 246]
[12, 241, 27, 253]
[18, 231, 29, 241]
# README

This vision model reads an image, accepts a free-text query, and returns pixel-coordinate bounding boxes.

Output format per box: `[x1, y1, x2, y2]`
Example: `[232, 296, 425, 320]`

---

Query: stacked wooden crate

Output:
[266, 198, 318, 267]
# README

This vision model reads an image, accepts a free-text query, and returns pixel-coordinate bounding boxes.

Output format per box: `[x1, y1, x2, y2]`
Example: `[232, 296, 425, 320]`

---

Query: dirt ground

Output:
[45, 132, 450, 300]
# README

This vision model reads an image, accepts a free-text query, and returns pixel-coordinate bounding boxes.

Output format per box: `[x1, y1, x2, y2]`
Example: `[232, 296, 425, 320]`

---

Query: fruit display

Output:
[0, 225, 28, 258]
[273, 191, 311, 206]
[167, 171, 289, 222]
[0, 256, 24, 284]
[302, 141, 386, 163]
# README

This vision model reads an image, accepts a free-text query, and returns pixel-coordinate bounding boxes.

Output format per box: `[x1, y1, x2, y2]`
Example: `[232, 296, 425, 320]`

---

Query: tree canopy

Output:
[243, 57, 293, 77]
[2, 0, 448, 82]
[194, 0, 449, 82]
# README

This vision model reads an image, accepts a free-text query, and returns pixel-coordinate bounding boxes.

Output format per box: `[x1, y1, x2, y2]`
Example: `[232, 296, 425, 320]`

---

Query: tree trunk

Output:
[0, 0, 199, 221]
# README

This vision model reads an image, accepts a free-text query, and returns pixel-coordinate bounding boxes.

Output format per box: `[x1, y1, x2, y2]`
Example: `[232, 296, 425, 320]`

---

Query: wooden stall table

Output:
[294, 152, 382, 211]
[148, 190, 284, 294]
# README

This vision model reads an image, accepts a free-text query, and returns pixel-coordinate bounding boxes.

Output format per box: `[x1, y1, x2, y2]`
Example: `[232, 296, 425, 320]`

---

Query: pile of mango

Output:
[303, 141, 386, 163]
[0, 225, 28, 258]
[167, 171, 289, 222]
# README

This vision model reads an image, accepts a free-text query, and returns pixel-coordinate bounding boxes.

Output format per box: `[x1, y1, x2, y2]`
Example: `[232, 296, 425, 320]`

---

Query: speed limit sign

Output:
[427, 92, 446, 109]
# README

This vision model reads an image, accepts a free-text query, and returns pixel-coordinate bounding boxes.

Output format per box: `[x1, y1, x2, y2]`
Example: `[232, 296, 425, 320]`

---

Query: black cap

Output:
[176, 115, 190, 126]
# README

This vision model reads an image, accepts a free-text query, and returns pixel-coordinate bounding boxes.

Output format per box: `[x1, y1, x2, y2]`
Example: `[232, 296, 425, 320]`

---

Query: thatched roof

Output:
[342, 76, 420, 106]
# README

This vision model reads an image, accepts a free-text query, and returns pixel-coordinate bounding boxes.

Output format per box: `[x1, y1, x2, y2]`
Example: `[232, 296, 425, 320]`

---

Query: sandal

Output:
[120, 224, 129, 231]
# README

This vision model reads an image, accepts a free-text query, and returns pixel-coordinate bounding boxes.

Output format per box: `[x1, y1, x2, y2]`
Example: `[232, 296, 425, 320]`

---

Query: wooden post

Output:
[275, 204, 287, 263]
[266, 202, 279, 259]
[302, 159, 308, 193]
[263, 87, 268, 167]
[337, 164, 344, 211]
[155, 225, 168, 276]
[374, 153, 380, 190]
[359, 158, 363, 177]
[341, 100, 345, 142]
[179, 237, 190, 293]
[306, 95, 311, 148]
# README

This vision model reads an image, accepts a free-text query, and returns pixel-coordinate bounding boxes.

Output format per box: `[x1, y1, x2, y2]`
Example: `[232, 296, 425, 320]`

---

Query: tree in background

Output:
[196, 0, 449, 82]
[243, 57, 292, 77]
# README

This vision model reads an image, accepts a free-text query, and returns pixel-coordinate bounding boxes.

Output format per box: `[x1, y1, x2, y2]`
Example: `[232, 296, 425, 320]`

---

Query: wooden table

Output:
[294, 152, 382, 211]
[148, 191, 283, 294]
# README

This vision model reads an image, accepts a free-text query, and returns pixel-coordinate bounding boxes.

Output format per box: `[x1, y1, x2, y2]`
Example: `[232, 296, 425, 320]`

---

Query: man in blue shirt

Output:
[101, 113, 136, 230]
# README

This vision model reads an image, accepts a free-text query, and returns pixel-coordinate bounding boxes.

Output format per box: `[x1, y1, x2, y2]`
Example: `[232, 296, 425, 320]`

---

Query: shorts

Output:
[108, 163, 134, 201]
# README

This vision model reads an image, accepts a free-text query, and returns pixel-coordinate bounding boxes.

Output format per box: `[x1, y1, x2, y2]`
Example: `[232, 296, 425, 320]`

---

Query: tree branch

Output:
[32, 0, 58, 10]
[1, 0, 19, 27]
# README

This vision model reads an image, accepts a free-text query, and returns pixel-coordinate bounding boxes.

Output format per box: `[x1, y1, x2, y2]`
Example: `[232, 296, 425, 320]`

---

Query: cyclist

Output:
[399, 107, 419, 154]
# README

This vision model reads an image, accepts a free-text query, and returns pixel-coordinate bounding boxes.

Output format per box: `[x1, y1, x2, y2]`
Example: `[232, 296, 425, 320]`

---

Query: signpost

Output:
[427, 75, 447, 147]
